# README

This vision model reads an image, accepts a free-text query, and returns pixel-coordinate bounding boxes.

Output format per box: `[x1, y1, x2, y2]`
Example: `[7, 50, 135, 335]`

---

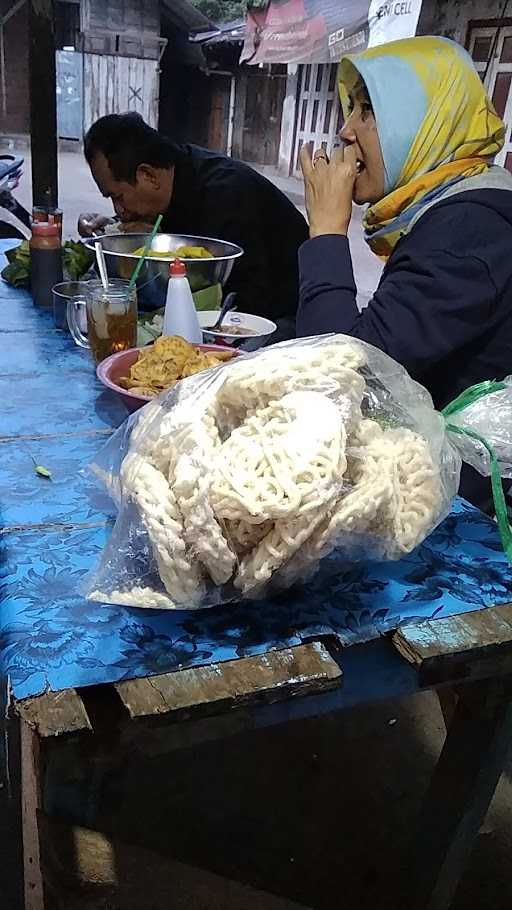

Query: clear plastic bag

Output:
[443, 377, 512, 478]
[85, 334, 509, 611]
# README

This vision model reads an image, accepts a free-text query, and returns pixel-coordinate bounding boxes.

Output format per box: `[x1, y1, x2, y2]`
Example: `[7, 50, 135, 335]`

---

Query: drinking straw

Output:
[128, 213, 163, 291]
[94, 241, 109, 290]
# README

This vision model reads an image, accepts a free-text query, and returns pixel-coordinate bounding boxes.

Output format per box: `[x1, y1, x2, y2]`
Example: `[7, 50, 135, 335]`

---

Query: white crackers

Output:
[120, 452, 204, 605]
[94, 338, 444, 609]
[210, 392, 347, 522]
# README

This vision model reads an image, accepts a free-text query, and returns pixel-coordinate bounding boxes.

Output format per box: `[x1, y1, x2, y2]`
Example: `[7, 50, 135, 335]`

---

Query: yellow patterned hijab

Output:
[338, 36, 506, 258]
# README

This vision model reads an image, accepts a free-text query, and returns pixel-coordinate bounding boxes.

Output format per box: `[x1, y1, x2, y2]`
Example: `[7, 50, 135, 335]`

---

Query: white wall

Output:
[278, 65, 300, 176]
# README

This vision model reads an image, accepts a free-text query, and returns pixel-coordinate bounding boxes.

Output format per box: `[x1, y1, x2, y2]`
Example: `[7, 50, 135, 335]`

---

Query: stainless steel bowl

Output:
[85, 232, 244, 310]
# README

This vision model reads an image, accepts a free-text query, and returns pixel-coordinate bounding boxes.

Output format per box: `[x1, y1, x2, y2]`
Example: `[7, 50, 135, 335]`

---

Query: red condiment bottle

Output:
[29, 221, 63, 308]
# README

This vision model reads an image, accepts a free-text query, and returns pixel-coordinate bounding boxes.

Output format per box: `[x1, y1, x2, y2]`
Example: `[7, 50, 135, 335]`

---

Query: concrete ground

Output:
[2, 148, 512, 909]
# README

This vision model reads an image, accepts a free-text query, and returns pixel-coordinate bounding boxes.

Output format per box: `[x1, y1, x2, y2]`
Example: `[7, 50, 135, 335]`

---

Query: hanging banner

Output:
[241, 0, 423, 65]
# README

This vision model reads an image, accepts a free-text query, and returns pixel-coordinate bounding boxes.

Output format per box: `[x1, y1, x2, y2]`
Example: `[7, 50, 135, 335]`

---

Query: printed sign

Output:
[241, 0, 423, 64]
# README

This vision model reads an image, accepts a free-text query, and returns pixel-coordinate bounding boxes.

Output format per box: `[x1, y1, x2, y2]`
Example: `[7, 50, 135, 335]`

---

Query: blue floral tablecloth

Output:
[1, 239, 512, 702]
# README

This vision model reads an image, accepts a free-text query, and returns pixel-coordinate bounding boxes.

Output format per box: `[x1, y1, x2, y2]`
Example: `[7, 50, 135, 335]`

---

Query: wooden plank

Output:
[39, 815, 313, 910]
[21, 721, 45, 910]
[231, 69, 248, 159]
[16, 689, 92, 738]
[83, 51, 159, 133]
[29, 0, 58, 207]
[411, 676, 512, 910]
[1, 704, 24, 908]
[116, 642, 342, 720]
[392, 603, 512, 686]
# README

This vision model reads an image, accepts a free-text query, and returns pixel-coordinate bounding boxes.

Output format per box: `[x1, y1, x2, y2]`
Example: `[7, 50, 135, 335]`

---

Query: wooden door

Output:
[83, 54, 159, 133]
[242, 71, 286, 165]
[56, 50, 83, 140]
[208, 75, 230, 153]
[469, 24, 512, 172]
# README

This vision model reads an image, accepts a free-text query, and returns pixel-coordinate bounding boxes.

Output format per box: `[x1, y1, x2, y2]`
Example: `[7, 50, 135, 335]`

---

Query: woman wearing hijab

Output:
[298, 36, 512, 512]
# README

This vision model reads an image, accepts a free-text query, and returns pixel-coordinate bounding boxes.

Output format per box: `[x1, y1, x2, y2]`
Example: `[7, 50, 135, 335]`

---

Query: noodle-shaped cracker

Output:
[89, 585, 186, 610]
[376, 427, 442, 557]
[289, 421, 441, 571]
[210, 391, 347, 523]
[121, 452, 204, 605]
[217, 341, 366, 419]
[234, 490, 338, 595]
[224, 517, 273, 556]
[130, 395, 221, 478]
[174, 454, 237, 585]
[277, 470, 393, 587]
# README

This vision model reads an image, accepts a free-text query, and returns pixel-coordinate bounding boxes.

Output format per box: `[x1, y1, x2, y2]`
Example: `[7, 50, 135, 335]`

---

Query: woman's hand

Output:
[300, 143, 357, 238]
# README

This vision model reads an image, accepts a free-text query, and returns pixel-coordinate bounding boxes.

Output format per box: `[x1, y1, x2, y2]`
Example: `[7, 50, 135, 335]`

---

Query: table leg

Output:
[412, 676, 512, 910]
[1, 685, 23, 909]
[437, 687, 458, 731]
[20, 720, 44, 910]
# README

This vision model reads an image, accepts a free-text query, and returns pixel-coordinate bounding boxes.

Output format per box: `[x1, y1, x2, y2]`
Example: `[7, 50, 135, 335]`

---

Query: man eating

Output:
[79, 112, 308, 331]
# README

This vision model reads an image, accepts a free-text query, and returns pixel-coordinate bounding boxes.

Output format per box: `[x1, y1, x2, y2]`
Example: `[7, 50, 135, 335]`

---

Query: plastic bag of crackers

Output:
[85, 334, 512, 610]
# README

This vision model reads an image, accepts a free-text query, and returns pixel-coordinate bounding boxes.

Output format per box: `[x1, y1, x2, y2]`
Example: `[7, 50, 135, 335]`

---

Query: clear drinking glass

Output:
[67, 279, 138, 364]
[52, 281, 88, 331]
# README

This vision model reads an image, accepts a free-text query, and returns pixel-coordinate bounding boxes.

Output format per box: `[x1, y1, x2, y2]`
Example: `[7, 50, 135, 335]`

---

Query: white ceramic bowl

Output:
[198, 310, 277, 346]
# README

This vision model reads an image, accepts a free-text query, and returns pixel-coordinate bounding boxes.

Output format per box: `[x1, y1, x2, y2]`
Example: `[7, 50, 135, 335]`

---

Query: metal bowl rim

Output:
[85, 232, 245, 263]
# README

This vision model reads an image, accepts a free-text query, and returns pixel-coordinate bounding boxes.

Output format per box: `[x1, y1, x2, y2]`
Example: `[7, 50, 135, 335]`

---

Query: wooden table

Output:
[12, 603, 512, 910]
[2, 244, 512, 909]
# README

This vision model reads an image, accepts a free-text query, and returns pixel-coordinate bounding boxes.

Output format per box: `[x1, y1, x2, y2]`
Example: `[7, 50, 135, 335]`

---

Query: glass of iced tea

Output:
[67, 279, 137, 364]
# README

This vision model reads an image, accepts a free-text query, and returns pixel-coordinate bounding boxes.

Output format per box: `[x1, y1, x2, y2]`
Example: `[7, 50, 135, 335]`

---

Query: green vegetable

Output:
[63, 240, 94, 281]
[6, 239, 30, 265]
[137, 319, 162, 347]
[193, 283, 222, 312]
[1, 240, 30, 287]
[35, 464, 52, 480]
[1, 238, 94, 288]
[28, 451, 52, 479]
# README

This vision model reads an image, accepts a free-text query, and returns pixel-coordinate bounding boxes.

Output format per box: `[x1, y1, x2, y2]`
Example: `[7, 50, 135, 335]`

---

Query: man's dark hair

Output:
[84, 113, 179, 183]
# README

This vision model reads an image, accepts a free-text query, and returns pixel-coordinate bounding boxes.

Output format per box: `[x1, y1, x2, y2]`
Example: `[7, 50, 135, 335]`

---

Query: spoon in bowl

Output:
[204, 292, 238, 331]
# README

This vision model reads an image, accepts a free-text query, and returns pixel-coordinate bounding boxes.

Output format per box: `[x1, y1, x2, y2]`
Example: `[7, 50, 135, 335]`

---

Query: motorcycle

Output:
[0, 154, 31, 240]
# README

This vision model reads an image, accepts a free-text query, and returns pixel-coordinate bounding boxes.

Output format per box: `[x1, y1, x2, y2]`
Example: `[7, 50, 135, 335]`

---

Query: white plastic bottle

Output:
[162, 259, 203, 344]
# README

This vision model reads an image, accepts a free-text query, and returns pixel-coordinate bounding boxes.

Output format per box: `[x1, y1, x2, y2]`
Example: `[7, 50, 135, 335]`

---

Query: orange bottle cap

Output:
[169, 259, 186, 276]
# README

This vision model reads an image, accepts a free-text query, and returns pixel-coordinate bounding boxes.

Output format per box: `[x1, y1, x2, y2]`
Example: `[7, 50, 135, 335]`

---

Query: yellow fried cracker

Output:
[120, 376, 150, 390]
[203, 353, 223, 368]
[154, 335, 193, 367]
[129, 386, 159, 398]
[131, 353, 181, 385]
[120, 338, 232, 395]
[129, 363, 152, 384]
[208, 349, 234, 362]
[181, 353, 208, 377]
[148, 363, 177, 384]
